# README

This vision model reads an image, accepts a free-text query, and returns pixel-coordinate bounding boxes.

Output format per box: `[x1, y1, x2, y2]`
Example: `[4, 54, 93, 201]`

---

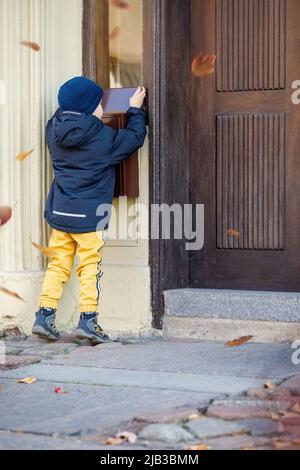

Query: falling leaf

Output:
[54, 387, 67, 395]
[187, 444, 211, 451]
[192, 53, 217, 78]
[31, 240, 57, 258]
[101, 436, 124, 445]
[227, 228, 240, 237]
[20, 41, 41, 52]
[110, 0, 129, 9]
[225, 336, 254, 347]
[264, 382, 276, 390]
[17, 376, 37, 384]
[109, 27, 121, 40]
[0, 206, 13, 227]
[116, 431, 137, 444]
[291, 403, 300, 414]
[16, 148, 35, 162]
[0, 286, 24, 302]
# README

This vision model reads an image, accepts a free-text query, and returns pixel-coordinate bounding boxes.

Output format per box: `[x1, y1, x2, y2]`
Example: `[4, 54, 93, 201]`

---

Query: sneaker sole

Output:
[75, 329, 110, 345]
[32, 326, 60, 342]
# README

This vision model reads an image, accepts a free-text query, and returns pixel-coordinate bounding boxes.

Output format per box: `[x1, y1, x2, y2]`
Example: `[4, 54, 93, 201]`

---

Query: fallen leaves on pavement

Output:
[102, 431, 137, 446]
[225, 336, 254, 347]
[17, 376, 37, 384]
[0, 286, 24, 302]
[187, 443, 212, 451]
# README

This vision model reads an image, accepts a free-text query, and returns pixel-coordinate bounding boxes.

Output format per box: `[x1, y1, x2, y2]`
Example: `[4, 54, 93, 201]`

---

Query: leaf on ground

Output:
[192, 53, 217, 78]
[54, 387, 67, 395]
[227, 228, 240, 237]
[225, 336, 254, 347]
[20, 41, 41, 51]
[291, 403, 300, 414]
[0, 206, 13, 227]
[16, 148, 35, 161]
[31, 240, 57, 258]
[187, 443, 211, 451]
[116, 431, 137, 444]
[17, 376, 37, 384]
[110, 0, 129, 9]
[0, 286, 24, 302]
[264, 382, 276, 390]
[101, 436, 125, 445]
[109, 27, 121, 40]
[188, 413, 202, 421]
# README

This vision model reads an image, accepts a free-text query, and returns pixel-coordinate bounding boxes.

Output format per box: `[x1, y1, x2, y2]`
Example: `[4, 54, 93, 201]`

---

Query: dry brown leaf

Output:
[101, 436, 124, 446]
[0, 206, 13, 227]
[116, 431, 137, 444]
[17, 376, 37, 384]
[16, 148, 35, 162]
[227, 228, 240, 237]
[31, 240, 57, 258]
[109, 26, 121, 40]
[188, 413, 202, 421]
[110, 0, 129, 9]
[20, 41, 41, 51]
[187, 444, 211, 451]
[192, 53, 217, 78]
[225, 336, 254, 347]
[0, 286, 24, 302]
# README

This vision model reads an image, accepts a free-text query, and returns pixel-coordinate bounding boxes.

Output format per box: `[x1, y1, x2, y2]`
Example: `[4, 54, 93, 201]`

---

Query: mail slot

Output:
[102, 113, 139, 198]
[102, 88, 142, 199]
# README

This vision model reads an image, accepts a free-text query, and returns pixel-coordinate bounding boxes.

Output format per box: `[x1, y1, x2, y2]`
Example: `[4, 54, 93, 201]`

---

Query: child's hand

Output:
[130, 86, 146, 109]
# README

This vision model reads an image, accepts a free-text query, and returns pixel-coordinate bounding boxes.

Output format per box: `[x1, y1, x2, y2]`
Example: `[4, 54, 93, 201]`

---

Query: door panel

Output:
[190, 0, 300, 291]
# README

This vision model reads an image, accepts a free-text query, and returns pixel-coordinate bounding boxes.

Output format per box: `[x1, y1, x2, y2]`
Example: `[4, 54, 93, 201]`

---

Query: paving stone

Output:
[134, 408, 203, 425]
[279, 376, 300, 396]
[235, 418, 279, 436]
[247, 387, 269, 400]
[139, 424, 194, 444]
[185, 418, 247, 439]
[0, 355, 41, 371]
[207, 404, 273, 420]
[202, 434, 271, 450]
[279, 416, 300, 427]
[279, 427, 300, 438]
[212, 399, 291, 413]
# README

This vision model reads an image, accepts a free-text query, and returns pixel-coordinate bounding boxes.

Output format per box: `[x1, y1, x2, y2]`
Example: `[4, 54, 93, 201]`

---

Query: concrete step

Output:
[163, 289, 300, 342]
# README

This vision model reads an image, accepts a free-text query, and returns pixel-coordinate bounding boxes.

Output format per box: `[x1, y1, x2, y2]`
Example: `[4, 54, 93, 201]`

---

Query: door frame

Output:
[82, 0, 191, 328]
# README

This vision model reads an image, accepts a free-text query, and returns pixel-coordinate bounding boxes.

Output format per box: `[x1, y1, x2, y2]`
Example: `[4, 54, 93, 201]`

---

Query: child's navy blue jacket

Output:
[44, 107, 147, 233]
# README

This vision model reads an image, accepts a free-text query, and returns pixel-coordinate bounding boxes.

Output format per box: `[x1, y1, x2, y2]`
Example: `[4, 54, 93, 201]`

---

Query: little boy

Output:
[32, 77, 147, 344]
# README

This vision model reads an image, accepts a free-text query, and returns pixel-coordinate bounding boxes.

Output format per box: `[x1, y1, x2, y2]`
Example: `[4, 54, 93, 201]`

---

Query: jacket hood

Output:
[52, 110, 103, 148]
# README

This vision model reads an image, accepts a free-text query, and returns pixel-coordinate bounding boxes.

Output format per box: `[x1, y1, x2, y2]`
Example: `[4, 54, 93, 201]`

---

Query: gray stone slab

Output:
[48, 339, 299, 379]
[235, 418, 279, 437]
[0, 431, 143, 450]
[139, 424, 194, 444]
[164, 288, 300, 322]
[185, 417, 247, 439]
[0, 378, 216, 436]
[0, 364, 268, 395]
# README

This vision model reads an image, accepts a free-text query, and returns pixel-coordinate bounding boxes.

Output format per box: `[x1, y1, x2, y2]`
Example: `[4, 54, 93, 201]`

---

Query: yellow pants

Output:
[39, 229, 104, 313]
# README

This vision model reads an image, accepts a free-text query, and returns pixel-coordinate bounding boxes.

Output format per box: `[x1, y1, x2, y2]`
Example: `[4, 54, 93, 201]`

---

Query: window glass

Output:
[109, 0, 142, 87]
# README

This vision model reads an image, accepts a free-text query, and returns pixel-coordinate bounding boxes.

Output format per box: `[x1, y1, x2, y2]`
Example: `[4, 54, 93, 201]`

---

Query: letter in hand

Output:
[130, 86, 146, 109]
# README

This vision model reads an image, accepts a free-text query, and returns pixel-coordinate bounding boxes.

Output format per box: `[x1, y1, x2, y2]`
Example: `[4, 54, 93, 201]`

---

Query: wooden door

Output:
[190, 0, 300, 291]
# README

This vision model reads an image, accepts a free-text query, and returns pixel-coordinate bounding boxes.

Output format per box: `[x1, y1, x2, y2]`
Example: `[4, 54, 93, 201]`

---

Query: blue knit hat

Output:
[58, 76, 104, 114]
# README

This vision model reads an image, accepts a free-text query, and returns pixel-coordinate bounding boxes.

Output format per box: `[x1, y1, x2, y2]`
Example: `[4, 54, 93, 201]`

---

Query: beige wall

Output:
[0, 0, 152, 336]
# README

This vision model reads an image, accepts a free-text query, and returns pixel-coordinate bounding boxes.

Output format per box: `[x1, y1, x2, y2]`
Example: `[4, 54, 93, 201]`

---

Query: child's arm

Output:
[110, 87, 147, 165]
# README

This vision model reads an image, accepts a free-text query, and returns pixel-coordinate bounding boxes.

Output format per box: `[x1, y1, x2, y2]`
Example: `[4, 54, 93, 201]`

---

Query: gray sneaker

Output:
[75, 313, 110, 345]
[32, 308, 60, 341]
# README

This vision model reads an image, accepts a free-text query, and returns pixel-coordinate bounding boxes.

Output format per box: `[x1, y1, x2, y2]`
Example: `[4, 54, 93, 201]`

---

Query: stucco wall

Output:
[0, 0, 152, 336]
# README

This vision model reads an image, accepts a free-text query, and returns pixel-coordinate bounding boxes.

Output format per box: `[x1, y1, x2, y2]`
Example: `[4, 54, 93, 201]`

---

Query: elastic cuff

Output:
[127, 106, 144, 115]
[39, 301, 58, 310]
[80, 305, 98, 313]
